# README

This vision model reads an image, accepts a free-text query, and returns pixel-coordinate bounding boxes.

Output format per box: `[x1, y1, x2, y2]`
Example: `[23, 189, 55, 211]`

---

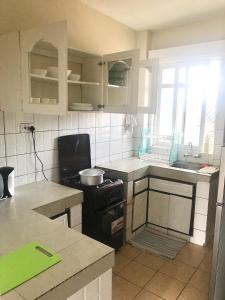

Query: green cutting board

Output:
[0, 242, 62, 295]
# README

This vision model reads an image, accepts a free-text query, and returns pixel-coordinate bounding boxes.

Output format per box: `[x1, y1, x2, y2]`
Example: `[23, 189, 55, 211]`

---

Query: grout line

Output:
[114, 243, 211, 300]
[2, 112, 8, 166]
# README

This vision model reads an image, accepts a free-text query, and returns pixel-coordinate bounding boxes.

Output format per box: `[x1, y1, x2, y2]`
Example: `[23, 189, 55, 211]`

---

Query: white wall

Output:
[151, 14, 225, 50]
[0, 0, 137, 55]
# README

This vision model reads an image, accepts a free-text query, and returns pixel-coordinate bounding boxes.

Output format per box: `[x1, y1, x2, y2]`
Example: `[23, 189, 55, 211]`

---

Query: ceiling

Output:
[80, 0, 225, 31]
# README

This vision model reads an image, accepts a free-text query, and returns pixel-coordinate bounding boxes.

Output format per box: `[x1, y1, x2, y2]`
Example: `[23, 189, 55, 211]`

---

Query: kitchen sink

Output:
[171, 161, 203, 171]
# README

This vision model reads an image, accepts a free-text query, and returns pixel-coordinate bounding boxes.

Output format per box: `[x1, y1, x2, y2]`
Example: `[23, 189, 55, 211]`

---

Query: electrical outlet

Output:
[19, 122, 34, 133]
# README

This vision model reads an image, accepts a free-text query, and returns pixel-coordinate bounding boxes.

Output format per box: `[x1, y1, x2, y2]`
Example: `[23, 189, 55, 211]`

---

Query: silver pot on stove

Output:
[79, 168, 105, 186]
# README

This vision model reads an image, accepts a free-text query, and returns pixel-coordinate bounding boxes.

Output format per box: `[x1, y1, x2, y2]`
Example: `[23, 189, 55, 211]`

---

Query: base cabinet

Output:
[68, 269, 112, 300]
[148, 190, 193, 235]
[148, 191, 169, 228]
[168, 195, 192, 234]
[132, 191, 148, 231]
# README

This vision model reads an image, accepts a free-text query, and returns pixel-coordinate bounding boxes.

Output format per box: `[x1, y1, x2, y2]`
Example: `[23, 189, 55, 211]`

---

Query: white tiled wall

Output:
[0, 111, 134, 187]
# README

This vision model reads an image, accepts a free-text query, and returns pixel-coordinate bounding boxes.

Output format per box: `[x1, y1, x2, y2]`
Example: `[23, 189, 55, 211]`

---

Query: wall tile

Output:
[16, 133, 27, 155]
[95, 112, 110, 127]
[26, 133, 34, 153]
[123, 127, 133, 140]
[110, 113, 124, 126]
[0, 112, 4, 134]
[190, 229, 206, 246]
[78, 128, 95, 144]
[0, 135, 5, 157]
[123, 138, 133, 152]
[78, 112, 95, 129]
[26, 153, 35, 174]
[0, 157, 6, 167]
[110, 140, 122, 155]
[110, 126, 123, 141]
[213, 145, 222, 160]
[96, 127, 110, 143]
[123, 151, 134, 158]
[4, 112, 16, 134]
[96, 142, 110, 159]
[6, 156, 17, 175]
[34, 114, 57, 131]
[59, 112, 78, 130]
[110, 153, 123, 162]
[196, 181, 210, 199]
[34, 132, 44, 152]
[17, 154, 27, 176]
[5, 134, 16, 156]
[194, 213, 207, 231]
[195, 197, 208, 215]
[214, 130, 224, 145]
[43, 131, 58, 151]
[95, 156, 110, 165]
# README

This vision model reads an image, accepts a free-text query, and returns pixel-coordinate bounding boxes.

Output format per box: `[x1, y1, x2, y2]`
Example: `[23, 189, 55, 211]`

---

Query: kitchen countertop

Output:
[98, 157, 219, 182]
[0, 181, 114, 300]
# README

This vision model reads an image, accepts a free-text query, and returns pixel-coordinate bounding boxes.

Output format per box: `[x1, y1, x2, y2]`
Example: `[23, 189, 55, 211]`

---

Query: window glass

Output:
[157, 60, 220, 151]
[161, 68, 175, 84]
[178, 67, 186, 84]
[159, 88, 174, 136]
[176, 88, 185, 134]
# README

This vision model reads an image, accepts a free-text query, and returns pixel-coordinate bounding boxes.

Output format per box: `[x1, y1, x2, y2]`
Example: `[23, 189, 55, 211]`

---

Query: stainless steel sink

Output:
[171, 161, 203, 171]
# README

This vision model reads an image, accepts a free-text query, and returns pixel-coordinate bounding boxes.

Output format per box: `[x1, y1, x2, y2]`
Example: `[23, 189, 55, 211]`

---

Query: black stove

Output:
[58, 134, 125, 250]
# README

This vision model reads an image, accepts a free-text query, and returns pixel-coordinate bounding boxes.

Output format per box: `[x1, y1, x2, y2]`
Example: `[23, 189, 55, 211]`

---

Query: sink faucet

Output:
[184, 142, 193, 157]
[184, 142, 201, 158]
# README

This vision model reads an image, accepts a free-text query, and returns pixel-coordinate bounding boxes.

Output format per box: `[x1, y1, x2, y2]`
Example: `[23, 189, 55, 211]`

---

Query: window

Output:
[156, 60, 221, 151]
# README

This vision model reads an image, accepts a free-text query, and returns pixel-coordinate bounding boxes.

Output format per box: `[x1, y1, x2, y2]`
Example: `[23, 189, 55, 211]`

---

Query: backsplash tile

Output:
[0, 111, 134, 187]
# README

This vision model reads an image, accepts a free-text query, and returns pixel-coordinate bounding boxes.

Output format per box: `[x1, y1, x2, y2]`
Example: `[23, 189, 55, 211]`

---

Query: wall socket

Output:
[19, 122, 34, 133]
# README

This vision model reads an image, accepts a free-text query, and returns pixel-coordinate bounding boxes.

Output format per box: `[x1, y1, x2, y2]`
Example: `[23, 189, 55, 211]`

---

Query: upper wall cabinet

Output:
[137, 58, 159, 114]
[0, 20, 158, 115]
[67, 48, 102, 111]
[103, 50, 139, 114]
[0, 31, 21, 112]
[20, 21, 67, 115]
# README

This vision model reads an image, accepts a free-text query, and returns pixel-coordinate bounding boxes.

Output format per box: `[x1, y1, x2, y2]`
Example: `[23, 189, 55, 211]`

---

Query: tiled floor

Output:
[112, 243, 212, 300]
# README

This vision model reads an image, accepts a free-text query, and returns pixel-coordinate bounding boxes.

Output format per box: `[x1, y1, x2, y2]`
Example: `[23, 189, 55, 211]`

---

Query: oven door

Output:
[95, 200, 126, 250]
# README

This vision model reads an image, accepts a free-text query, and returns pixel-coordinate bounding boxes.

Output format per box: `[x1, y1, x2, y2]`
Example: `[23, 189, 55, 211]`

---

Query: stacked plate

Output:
[69, 102, 94, 111]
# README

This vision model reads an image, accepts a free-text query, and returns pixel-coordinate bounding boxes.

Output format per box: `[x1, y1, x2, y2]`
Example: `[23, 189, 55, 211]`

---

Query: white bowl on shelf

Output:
[31, 68, 47, 77]
[70, 102, 92, 107]
[30, 97, 40, 104]
[69, 73, 81, 81]
[47, 67, 72, 78]
[41, 98, 49, 104]
[49, 98, 57, 104]
[69, 105, 93, 111]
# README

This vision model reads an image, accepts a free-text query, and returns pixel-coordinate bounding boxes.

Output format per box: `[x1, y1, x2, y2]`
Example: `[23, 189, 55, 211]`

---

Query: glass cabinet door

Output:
[103, 50, 139, 113]
[20, 21, 67, 115]
[137, 58, 159, 114]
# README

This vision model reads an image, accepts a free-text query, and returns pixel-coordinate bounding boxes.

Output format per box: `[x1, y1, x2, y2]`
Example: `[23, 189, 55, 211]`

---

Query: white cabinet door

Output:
[0, 31, 22, 112]
[137, 58, 159, 114]
[148, 191, 169, 228]
[20, 21, 67, 115]
[102, 49, 139, 113]
[133, 191, 148, 231]
[168, 195, 192, 234]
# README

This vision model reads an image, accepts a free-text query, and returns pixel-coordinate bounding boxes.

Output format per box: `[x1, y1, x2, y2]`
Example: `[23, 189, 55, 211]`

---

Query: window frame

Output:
[155, 59, 215, 152]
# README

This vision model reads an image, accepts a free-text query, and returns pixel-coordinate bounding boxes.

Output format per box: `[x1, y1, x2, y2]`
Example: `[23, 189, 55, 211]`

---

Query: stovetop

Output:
[61, 176, 121, 190]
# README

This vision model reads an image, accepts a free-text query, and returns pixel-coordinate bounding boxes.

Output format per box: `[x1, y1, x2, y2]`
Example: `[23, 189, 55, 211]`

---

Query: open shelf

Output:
[68, 80, 100, 86]
[30, 73, 100, 86]
[30, 73, 58, 83]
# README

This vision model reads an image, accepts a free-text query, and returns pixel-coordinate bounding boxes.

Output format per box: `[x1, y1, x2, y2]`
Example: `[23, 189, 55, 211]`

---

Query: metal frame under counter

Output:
[97, 157, 219, 246]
